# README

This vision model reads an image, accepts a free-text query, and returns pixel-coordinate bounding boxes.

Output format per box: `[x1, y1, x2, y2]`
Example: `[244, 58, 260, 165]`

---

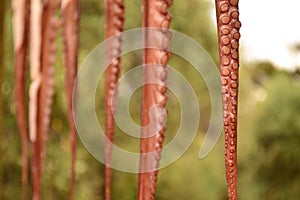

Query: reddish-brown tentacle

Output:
[104, 0, 124, 199]
[215, 0, 241, 199]
[138, 0, 172, 199]
[30, 1, 60, 199]
[61, 0, 80, 199]
[12, 0, 30, 199]
[39, 0, 60, 177]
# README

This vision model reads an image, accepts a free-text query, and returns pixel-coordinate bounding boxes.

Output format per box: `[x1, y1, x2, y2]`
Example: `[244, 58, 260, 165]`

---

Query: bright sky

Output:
[238, 0, 300, 70]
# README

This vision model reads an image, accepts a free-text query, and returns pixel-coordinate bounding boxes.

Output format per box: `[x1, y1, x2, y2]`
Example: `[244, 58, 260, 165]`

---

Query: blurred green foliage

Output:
[1, 0, 300, 199]
[252, 73, 300, 199]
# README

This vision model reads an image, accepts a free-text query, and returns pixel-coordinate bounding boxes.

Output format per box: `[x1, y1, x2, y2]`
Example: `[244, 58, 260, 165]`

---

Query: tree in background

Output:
[0, 0, 6, 197]
[252, 72, 300, 199]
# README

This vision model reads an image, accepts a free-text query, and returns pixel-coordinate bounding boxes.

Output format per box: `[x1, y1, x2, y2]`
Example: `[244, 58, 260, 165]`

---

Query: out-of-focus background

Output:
[1, 0, 300, 199]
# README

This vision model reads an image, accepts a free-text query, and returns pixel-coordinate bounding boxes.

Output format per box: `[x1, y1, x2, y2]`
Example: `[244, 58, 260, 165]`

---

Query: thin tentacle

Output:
[29, 0, 43, 198]
[215, 0, 241, 199]
[61, 0, 80, 199]
[104, 0, 124, 200]
[12, 0, 30, 199]
[38, 0, 60, 187]
[138, 0, 172, 199]
[30, 0, 60, 199]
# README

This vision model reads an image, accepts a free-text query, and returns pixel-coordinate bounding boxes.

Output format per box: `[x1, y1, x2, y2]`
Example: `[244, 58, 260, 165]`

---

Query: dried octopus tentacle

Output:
[61, 0, 80, 199]
[215, 0, 241, 199]
[29, 0, 42, 144]
[38, 0, 60, 184]
[138, 0, 172, 199]
[29, 0, 43, 199]
[30, 1, 60, 199]
[39, 3, 59, 199]
[12, 0, 30, 199]
[104, 0, 124, 199]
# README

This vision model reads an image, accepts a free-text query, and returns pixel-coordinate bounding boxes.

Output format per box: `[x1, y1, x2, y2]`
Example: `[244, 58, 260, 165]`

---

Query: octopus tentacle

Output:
[30, 0, 60, 199]
[61, 0, 80, 199]
[215, 0, 241, 199]
[39, 0, 60, 175]
[138, 0, 172, 199]
[29, 0, 42, 144]
[29, 0, 43, 198]
[12, 0, 30, 199]
[104, 0, 124, 199]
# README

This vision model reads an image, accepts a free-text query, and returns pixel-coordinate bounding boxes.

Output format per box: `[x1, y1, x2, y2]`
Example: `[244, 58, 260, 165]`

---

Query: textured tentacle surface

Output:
[104, 0, 124, 199]
[138, 0, 172, 199]
[30, 0, 60, 199]
[12, 0, 30, 199]
[215, 0, 241, 199]
[61, 0, 80, 199]
[39, 0, 60, 176]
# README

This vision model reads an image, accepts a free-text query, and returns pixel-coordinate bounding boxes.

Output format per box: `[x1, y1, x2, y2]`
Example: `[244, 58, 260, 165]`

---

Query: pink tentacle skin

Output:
[104, 0, 124, 199]
[215, 0, 241, 199]
[61, 1, 80, 199]
[138, 0, 172, 199]
[29, 0, 43, 198]
[30, 0, 60, 199]
[12, 0, 30, 199]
